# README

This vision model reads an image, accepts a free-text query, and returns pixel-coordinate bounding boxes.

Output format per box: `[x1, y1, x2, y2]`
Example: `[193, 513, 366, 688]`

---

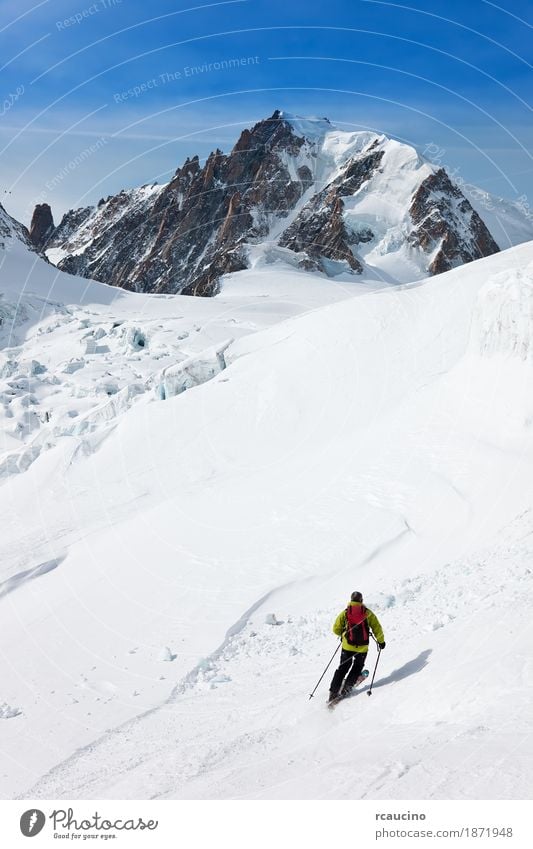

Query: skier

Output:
[328, 591, 385, 703]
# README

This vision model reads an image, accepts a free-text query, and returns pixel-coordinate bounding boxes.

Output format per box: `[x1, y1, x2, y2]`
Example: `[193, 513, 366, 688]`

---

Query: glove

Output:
[378, 642, 386, 650]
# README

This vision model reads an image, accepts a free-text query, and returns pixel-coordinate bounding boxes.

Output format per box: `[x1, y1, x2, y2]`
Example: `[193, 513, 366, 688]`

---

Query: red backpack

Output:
[345, 604, 369, 646]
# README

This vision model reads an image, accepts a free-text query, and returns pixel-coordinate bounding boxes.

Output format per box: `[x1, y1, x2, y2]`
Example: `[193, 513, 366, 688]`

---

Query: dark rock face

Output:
[41, 113, 504, 295]
[409, 169, 499, 274]
[279, 149, 385, 273]
[29, 203, 54, 250]
[279, 191, 363, 273]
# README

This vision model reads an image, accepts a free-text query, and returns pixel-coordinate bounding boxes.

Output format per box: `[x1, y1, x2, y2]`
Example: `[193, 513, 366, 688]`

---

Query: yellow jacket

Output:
[332, 601, 384, 652]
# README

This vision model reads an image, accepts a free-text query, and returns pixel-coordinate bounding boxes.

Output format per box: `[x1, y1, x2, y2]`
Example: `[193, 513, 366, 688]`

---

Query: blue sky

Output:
[1, 0, 531, 225]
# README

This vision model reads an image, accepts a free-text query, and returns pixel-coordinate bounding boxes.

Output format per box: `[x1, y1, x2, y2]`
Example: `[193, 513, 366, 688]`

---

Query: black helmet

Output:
[351, 591, 363, 603]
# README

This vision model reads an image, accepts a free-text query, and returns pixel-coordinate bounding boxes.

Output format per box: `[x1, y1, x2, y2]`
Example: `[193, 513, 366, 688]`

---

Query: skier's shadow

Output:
[367, 649, 432, 689]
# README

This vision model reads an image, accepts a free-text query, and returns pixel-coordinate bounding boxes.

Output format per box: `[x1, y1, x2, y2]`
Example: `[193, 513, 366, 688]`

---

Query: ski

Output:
[327, 669, 369, 708]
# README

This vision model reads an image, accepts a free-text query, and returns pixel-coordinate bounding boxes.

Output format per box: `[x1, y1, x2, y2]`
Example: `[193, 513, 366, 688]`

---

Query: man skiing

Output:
[328, 591, 385, 703]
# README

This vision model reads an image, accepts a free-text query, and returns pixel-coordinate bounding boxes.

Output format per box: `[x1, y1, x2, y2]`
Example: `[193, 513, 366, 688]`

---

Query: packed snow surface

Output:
[1, 211, 533, 800]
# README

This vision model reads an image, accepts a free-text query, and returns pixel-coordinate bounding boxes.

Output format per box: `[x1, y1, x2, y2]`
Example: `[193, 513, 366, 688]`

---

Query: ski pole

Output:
[367, 644, 382, 696]
[309, 642, 341, 700]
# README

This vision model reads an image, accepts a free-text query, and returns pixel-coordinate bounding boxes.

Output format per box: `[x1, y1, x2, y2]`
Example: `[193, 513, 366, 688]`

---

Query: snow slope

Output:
[0, 206, 377, 796]
[1, 211, 533, 799]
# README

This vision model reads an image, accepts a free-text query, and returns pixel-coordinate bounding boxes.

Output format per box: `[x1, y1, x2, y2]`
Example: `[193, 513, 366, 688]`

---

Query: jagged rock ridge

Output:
[39, 111, 515, 295]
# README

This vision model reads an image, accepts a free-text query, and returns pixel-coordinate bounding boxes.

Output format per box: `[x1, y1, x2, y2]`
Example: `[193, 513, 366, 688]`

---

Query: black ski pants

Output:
[329, 648, 367, 695]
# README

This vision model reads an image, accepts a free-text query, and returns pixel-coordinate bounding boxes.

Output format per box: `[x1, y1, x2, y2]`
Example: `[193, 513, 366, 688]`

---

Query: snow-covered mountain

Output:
[2, 198, 533, 800]
[34, 111, 532, 295]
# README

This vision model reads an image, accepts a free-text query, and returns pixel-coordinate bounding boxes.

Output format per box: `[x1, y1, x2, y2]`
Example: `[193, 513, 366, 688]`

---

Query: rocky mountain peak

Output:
[409, 169, 499, 274]
[232, 109, 306, 156]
